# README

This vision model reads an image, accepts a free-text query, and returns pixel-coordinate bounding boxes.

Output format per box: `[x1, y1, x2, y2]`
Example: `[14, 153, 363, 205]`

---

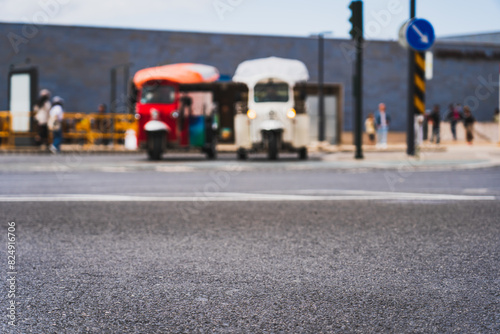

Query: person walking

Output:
[364, 113, 376, 145]
[463, 106, 475, 145]
[446, 103, 462, 141]
[48, 96, 64, 153]
[34, 89, 51, 150]
[375, 103, 390, 149]
[422, 109, 431, 141]
[429, 104, 441, 144]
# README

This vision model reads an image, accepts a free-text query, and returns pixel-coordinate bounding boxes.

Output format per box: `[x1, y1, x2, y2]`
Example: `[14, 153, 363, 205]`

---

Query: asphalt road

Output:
[0, 153, 499, 198]
[0, 154, 499, 333]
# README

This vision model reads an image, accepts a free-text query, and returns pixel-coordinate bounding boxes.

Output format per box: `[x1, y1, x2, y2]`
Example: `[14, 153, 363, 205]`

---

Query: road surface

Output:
[0, 154, 498, 333]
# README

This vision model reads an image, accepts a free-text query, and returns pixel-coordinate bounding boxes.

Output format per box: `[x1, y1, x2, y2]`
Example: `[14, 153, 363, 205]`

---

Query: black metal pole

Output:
[318, 34, 325, 142]
[410, 0, 416, 33]
[354, 30, 364, 159]
[407, 0, 416, 156]
[110, 68, 117, 114]
[124, 64, 130, 103]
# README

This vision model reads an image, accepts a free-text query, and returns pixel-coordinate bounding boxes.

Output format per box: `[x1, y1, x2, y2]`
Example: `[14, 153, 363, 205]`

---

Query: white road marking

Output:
[462, 188, 489, 194]
[0, 192, 495, 202]
[155, 166, 196, 172]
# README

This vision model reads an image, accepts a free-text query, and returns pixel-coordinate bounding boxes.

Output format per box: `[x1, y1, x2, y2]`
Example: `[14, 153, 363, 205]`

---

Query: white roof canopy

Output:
[233, 57, 309, 85]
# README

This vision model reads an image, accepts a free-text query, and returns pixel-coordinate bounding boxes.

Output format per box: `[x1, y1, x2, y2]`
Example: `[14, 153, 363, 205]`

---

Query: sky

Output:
[1, 0, 499, 40]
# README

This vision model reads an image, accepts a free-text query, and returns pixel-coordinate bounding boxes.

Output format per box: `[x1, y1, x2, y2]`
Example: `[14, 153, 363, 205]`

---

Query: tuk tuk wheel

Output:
[206, 148, 217, 159]
[268, 131, 278, 160]
[237, 148, 248, 160]
[204, 119, 218, 160]
[147, 131, 165, 161]
[298, 147, 308, 160]
[206, 142, 217, 160]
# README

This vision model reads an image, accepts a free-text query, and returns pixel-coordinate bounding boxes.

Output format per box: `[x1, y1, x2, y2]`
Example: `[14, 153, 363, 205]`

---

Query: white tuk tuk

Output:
[233, 57, 310, 160]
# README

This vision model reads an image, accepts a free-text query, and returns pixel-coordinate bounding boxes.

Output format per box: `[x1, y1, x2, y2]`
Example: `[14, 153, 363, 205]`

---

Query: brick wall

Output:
[1, 23, 499, 131]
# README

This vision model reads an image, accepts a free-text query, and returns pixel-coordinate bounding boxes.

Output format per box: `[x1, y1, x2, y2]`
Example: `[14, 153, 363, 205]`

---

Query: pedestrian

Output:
[429, 104, 441, 144]
[375, 103, 390, 149]
[494, 107, 499, 123]
[364, 113, 376, 145]
[446, 103, 462, 141]
[48, 96, 64, 153]
[34, 89, 51, 150]
[463, 106, 475, 145]
[423, 109, 431, 141]
[95, 103, 111, 145]
[415, 113, 425, 146]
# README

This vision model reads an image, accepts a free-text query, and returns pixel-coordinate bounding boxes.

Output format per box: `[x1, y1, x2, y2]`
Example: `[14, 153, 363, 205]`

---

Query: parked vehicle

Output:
[233, 57, 310, 160]
[132, 63, 219, 160]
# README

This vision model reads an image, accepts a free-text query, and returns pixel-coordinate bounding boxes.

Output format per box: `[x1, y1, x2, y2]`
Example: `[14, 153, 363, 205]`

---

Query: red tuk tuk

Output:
[132, 63, 220, 160]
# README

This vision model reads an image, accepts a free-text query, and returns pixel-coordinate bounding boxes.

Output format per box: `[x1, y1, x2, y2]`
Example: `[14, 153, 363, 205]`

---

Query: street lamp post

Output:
[349, 1, 363, 160]
[315, 31, 332, 142]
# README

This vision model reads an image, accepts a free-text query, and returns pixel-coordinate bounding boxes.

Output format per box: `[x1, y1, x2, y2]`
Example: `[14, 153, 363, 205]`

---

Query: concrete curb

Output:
[0, 144, 449, 155]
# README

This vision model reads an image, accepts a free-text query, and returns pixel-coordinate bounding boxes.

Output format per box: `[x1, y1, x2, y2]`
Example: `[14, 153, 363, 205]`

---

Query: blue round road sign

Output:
[406, 18, 435, 51]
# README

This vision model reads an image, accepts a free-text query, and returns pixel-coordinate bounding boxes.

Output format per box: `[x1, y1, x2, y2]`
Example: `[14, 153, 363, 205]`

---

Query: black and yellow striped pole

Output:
[413, 52, 426, 115]
[405, 0, 434, 155]
[406, 0, 417, 156]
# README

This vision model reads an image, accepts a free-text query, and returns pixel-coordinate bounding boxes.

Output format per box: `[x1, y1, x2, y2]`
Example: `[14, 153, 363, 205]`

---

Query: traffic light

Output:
[349, 1, 363, 41]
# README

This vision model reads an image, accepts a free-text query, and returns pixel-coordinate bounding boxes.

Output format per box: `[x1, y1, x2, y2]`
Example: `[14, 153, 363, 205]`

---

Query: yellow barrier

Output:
[63, 112, 91, 146]
[111, 114, 137, 145]
[0, 111, 137, 148]
[63, 112, 137, 147]
[86, 113, 137, 146]
[0, 111, 13, 147]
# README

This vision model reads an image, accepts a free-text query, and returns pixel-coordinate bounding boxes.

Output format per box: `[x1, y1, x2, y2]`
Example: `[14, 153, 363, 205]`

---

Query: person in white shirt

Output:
[34, 89, 51, 149]
[48, 96, 64, 153]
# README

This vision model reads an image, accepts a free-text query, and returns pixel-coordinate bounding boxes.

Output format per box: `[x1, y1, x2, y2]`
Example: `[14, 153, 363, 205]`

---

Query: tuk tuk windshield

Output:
[140, 85, 176, 104]
[254, 82, 289, 103]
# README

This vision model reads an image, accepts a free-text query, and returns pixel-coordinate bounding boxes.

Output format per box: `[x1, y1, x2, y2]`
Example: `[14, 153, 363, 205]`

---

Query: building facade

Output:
[1, 23, 499, 133]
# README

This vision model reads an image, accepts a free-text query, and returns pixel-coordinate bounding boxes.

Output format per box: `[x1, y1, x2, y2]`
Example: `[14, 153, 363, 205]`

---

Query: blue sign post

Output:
[400, 15, 435, 157]
[406, 18, 435, 51]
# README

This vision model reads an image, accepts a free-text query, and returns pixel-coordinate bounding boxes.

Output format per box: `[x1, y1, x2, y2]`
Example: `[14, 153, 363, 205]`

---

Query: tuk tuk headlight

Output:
[287, 108, 296, 119]
[150, 108, 159, 120]
[247, 109, 257, 120]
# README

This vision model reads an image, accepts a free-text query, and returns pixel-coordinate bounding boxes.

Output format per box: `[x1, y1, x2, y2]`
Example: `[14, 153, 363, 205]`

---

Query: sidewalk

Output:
[0, 141, 498, 173]
[1, 124, 500, 173]
[320, 143, 500, 171]
[0, 141, 495, 154]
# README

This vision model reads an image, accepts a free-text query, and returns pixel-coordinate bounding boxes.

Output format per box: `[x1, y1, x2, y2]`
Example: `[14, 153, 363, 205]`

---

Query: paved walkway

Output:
[321, 144, 500, 171]
[0, 142, 498, 173]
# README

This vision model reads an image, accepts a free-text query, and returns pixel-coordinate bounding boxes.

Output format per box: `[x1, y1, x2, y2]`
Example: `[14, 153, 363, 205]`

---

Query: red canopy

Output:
[133, 63, 220, 88]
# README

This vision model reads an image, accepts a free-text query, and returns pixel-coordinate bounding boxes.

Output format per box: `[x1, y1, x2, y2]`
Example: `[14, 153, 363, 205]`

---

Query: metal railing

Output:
[0, 111, 137, 148]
